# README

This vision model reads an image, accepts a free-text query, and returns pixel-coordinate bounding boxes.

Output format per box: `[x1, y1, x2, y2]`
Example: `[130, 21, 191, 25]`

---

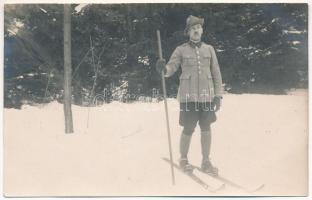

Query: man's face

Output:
[188, 24, 203, 42]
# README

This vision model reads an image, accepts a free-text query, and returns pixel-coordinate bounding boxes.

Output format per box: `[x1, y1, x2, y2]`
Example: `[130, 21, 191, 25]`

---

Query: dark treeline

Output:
[4, 4, 308, 108]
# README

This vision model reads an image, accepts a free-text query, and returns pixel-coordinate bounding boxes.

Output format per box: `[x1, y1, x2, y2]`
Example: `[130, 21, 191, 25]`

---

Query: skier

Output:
[156, 15, 223, 176]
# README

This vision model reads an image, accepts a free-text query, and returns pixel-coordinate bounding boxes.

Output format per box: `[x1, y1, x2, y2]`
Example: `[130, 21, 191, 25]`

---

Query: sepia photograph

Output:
[2, 1, 309, 197]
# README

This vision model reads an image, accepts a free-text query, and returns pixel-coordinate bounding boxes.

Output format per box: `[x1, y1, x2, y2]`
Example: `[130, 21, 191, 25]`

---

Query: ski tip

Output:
[252, 184, 265, 192]
[216, 183, 226, 192]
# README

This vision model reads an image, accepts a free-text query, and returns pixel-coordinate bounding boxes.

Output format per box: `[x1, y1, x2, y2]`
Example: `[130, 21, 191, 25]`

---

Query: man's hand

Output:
[156, 58, 166, 75]
[213, 96, 222, 112]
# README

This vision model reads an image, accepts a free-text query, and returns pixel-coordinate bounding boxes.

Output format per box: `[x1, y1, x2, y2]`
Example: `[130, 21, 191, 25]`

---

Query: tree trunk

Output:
[63, 4, 74, 133]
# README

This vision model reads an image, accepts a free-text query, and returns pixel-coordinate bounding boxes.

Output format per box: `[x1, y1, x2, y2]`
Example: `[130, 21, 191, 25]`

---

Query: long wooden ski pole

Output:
[156, 30, 175, 185]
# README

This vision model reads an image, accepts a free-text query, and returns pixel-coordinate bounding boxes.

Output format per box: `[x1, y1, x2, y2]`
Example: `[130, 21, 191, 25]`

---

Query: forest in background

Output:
[4, 4, 308, 108]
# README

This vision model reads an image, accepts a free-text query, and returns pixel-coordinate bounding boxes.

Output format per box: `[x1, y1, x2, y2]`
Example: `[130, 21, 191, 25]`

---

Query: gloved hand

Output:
[156, 58, 166, 75]
[212, 96, 222, 112]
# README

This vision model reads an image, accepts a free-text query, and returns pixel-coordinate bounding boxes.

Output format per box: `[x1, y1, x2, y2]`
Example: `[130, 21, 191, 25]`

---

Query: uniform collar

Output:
[188, 40, 202, 48]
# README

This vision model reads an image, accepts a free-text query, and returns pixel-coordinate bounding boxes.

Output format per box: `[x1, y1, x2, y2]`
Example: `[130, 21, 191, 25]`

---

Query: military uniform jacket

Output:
[165, 41, 223, 103]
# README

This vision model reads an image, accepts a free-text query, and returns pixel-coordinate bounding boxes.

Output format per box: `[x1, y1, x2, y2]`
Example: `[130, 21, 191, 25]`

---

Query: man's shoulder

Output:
[201, 42, 214, 49]
[174, 42, 215, 52]
[172, 43, 190, 54]
[176, 42, 189, 49]
[176, 42, 213, 48]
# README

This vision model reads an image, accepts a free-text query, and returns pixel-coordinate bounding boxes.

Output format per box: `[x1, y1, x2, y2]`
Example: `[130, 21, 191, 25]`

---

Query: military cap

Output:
[184, 15, 204, 36]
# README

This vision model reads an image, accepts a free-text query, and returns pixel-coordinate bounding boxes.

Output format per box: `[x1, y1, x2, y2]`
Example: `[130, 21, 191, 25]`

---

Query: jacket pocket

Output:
[206, 73, 214, 96]
[202, 55, 211, 68]
[183, 55, 197, 66]
[179, 73, 191, 100]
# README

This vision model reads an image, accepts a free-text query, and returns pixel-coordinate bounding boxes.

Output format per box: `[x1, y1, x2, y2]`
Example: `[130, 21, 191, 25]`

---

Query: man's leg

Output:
[200, 128, 211, 161]
[180, 123, 196, 160]
[199, 103, 213, 160]
[179, 102, 198, 172]
[199, 103, 218, 176]
[179, 102, 197, 159]
[180, 131, 192, 159]
[179, 128, 195, 173]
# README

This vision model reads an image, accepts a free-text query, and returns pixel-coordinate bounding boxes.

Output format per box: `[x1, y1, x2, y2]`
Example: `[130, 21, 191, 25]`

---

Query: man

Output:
[156, 15, 223, 176]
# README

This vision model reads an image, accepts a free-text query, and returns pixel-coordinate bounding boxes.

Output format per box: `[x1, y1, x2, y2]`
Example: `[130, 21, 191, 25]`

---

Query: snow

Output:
[7, 29, 17, 36]
[74, 4, 88, 13]
[264, 51, 272, 56]
[15, 21, 24, 28]
[282, 30, 306, 35]
[292, 41, 301, 45]
[27, 73, 35, 77]
[7, 18, 24, 36]
[271, 18, 279, 23]
[236, 46, 255, 51]
[39, 8, 47, 14]
[247, 27, 254, 33]
[3, 91, 308, 196]
[138, 56, 150, 66]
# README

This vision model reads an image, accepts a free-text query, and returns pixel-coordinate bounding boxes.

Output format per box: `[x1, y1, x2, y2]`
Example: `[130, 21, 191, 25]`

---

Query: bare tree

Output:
[63, 4, 74, 133]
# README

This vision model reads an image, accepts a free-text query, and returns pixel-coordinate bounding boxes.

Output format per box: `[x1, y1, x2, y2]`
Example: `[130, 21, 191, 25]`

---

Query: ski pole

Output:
[156, 30, 175, 185]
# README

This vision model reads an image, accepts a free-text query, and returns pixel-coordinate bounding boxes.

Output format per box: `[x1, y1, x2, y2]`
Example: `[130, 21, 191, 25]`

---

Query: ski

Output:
[192, 168, 226, 191]
[162, 158, 223, 192]
[192, 165, 264, 193]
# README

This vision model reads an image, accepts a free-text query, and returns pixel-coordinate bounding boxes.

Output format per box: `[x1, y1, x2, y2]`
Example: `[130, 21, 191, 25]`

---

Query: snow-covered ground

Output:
[4, 90, 308, 196]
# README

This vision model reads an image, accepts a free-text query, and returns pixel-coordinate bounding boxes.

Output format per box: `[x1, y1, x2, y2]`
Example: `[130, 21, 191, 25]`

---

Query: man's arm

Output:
[164, 47, 182, 77]
[209, 46, 223, 97]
